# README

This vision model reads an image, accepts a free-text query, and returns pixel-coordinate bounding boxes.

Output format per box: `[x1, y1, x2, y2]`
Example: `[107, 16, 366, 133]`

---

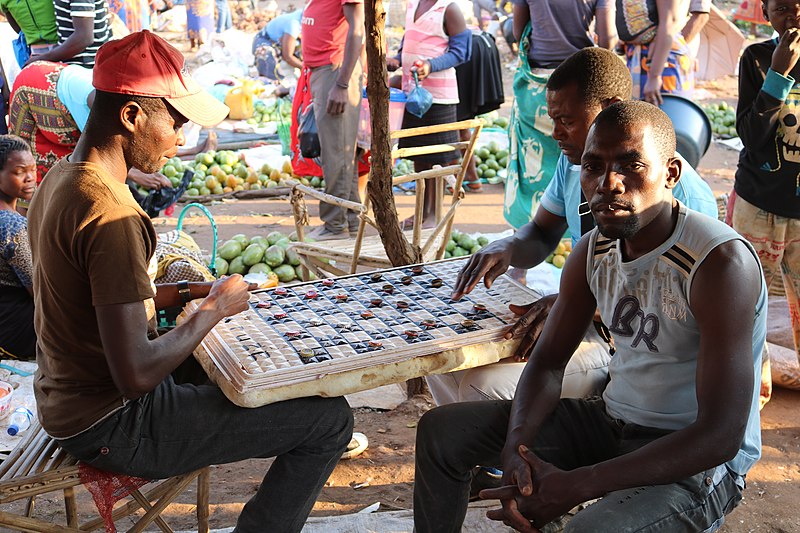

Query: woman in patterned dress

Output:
[0, 135, 36, 360]
[8, 61, 82, 184]
[616, 0, 695, 105]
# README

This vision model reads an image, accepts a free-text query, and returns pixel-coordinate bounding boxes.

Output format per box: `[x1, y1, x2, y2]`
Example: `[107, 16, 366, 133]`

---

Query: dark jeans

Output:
[414, 398, 744, 533]
[59, 360, 353, 533]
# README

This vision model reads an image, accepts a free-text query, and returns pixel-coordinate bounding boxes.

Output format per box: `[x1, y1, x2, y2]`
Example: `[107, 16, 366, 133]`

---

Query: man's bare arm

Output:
[31, 15, 93, 63]
[96, 275, 250, 398]
[503, 236, 597, 462]
[681, 11, 709, 44]
[280, 33, 303, 70]
[512, 3, 529, 44]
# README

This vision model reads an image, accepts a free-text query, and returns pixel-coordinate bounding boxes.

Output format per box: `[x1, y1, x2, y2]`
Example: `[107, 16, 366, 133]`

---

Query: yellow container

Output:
[225, 81, 258, 120]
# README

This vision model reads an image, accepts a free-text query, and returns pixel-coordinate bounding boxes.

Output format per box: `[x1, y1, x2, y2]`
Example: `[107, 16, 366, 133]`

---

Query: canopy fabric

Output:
[697, 5, 746, 81]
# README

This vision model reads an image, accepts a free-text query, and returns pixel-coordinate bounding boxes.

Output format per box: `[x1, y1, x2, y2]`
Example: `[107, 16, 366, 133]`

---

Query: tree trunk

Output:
[364, 1, 427, 397]
[364, 0, 420, 266]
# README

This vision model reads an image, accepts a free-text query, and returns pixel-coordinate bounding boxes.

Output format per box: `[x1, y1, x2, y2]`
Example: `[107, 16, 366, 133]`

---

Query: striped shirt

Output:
[53, 0, 111, 67]
[401, 0, 459, 104]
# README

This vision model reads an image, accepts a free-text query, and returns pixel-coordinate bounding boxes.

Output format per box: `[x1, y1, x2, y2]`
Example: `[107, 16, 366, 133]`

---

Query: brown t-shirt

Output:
[28, 159, 157, 439]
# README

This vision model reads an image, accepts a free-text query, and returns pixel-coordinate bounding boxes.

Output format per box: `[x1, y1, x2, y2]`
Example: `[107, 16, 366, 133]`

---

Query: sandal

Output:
[465, 180, 483, 192]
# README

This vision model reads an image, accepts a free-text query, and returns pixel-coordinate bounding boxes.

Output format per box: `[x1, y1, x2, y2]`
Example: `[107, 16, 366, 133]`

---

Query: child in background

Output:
[0, 135, 36, 360]
[731, 0, 800, 402]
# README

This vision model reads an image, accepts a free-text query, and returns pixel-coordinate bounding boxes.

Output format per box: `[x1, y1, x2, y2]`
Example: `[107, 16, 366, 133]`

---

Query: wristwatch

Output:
[177, 280, 192, 305]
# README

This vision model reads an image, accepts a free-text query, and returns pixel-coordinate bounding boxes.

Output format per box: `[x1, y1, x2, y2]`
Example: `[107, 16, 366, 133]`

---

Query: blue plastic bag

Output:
[12, 33, 30, 69]
[406, 72, 432, 118]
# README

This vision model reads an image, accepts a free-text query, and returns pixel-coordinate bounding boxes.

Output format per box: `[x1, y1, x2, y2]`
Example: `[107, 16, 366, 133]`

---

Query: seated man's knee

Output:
[416, 405, 468, 459]
[312, 396, 354, 449]
[331, 396, 355, 436]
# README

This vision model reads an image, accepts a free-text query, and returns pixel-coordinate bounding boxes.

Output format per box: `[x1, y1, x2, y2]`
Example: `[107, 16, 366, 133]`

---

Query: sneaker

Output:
[468, 466, 503, 501]
[305, 225, 350, 241]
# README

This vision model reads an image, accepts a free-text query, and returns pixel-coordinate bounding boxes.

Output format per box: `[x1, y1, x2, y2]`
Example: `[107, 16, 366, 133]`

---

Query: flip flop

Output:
[341, 432, 369, 460]
[465, 181, 483, 192]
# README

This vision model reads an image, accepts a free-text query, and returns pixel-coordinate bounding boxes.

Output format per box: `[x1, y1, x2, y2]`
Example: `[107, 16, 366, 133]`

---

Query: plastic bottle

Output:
[7, 406, 33, 436]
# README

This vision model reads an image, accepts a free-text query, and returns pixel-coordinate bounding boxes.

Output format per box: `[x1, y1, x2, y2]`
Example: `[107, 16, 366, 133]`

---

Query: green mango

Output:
[273, 264, 296, 282]
[267, 231, 286, 245]
[242, 244, 266, 266]
[295, 265, 315, 281]
[228, 256, 247, 275]
[249, 235, 270, 249]
[230, 234, 249, 247]
[457, 234, 477, 250]
[285, 247, 301, 266]
[452, 246, 469, 257]
[264, 245, 286, 268]
[219, 240, 243, 261]
[214, 257, 229, 276]
[248, 263, 273, 274]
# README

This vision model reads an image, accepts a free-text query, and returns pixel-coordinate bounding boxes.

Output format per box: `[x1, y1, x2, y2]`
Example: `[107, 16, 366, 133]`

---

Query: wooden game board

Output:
[183, 258, 542, 407]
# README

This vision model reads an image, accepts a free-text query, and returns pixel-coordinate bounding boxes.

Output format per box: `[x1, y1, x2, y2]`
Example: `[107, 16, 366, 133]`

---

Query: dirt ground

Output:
[8, 12, 800, 532]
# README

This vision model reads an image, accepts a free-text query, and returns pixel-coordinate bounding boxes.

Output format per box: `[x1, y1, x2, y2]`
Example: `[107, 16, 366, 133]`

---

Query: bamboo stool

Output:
[0, 421, 210, 533]
[289, 119, 483, 279]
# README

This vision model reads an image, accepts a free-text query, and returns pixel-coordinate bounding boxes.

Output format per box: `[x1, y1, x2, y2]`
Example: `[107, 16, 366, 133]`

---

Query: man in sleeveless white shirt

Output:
[413, 100, 767, 533]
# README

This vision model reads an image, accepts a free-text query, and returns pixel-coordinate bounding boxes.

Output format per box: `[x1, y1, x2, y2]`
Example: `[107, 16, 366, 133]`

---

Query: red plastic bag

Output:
[290, 67, 323, 177]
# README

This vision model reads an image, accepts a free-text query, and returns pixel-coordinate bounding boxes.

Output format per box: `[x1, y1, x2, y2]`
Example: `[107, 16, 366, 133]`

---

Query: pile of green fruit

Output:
[246, 98, 292, 129]
[155, 150, 325, 198]
[393, 159, 414, 177]
[474, 142, 508, 182]
[215, 231, 310, 284]
[135, 156, 187, 196]
[702, 102, 737, 138]
[444, 230, 489, 259]
[478, 110, 509, 130]
[545, 239, 572, 269]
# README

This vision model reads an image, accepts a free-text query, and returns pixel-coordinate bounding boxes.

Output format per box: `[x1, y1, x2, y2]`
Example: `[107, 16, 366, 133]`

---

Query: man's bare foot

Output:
[400, 215, 437, 231]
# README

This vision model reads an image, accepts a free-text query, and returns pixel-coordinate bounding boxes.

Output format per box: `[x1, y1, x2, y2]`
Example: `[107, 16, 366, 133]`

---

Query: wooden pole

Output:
[364, 0, 420, 266]
[364, 0, 427, 395]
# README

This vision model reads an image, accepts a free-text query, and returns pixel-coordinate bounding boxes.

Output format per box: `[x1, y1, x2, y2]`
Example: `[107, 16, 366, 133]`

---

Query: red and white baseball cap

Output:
[93, 30, 229, 127]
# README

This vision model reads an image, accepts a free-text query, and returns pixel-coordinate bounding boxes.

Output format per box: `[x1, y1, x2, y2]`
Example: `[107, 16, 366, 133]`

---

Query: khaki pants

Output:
[426, 323, 612, 404]
[732, 194, 800, 394]
[309, 62, 363, 232]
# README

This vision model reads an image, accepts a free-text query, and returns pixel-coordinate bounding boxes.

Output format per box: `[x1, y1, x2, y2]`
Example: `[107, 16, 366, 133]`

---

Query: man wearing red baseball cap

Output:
[27, 31, 354, 532]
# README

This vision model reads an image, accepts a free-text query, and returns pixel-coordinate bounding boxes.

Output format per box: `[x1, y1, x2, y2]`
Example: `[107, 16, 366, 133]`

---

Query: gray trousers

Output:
[58, 359, 353, 533]
[309, 62, 363, 232]
[414, 398, 744, 533]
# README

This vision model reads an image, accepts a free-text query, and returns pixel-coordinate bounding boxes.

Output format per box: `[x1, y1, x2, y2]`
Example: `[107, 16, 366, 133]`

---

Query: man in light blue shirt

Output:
[427, 47, 718, 406]
[542, 151, 718, 248]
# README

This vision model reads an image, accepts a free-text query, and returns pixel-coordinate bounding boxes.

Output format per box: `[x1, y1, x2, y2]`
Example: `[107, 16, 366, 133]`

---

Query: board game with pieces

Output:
[184, 257, 542, 407]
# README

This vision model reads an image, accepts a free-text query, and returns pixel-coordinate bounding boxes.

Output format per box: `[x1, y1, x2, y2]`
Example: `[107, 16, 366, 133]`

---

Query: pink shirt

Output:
[401, 0, 459, 104]
[301, 0, 363, 68]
